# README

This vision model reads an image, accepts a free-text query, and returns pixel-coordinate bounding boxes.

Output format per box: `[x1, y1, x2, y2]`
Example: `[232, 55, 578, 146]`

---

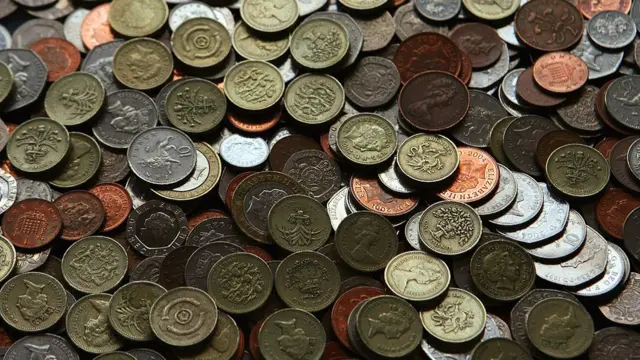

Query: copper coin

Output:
[394, 32, 461, 83]
[596, 188, 640, 240]
[242, 245, 273, 262]
[228, 109, 280, 133]
[437, 146, 499, 203]
[577, 0, 631, 18]
[235, 329, 245, 360]
[533, 52, 588, 94]
[331, 286, 384, 351]
[350, 176, 419, 216]
[323, 342, 351, 360]
[597, 80, 634, 136]
[320, 132, 340, 160]
[1, 199, 62, 249]
[158, 245, 198, 290]
[81, 4, 115, 50]
[29, 38, 81, 82]
[224, 171, 255, 209]
[458, 50, 472, 85]
[535, 129, 586, 169]
[88, 183, 132, 232]
[516, 67, 566, 107]
[515, 0, 584, 51]
[53, 191, 105, 241]
[610, 136, 640, 193]
[450, 23, 503, 69]
[398, 71, 469, 132]
[249, 320, 263, 360]
[268, 135, 321, 172]
[187, 209, 228, 230]
[595, 137, 620, 160]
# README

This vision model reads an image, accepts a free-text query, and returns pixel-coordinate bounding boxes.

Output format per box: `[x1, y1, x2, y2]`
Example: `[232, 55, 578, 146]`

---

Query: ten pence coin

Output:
[113, 38, 173, 91]
[259, 308, 325, 360]
[420, 288, 487, 343]
[384, 251, 450, 302]
[44, 72, 105, 126]
[284, 74, 344, 125]
[437, 147, 499, 203]
[62, 236, 128, 293]
[108, 0, 168, 37]
[108, 281, 166, 341]
[546, 144, 609, 198]
[2, 199, 62, 249]
[49, 132, 102, 188]
[397, 133, 459, 184]
[336, 113, 397, 166]
[268, 195, 331, 252]
[290, 18, 349, 70]
[471, 338, 533, 360]
[419, 201, 482, 256]
[7, 117, 69, 174]
[171, 17, 231, 68]
[241, 0, 298, 33]
[224, 60, 284, 111]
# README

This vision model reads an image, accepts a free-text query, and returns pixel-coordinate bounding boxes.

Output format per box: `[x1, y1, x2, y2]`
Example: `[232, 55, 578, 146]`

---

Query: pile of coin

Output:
[0, 0, 640, 358]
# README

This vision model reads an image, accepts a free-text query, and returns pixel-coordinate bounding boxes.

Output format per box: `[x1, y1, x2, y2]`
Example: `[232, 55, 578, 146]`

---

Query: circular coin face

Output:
[420, 288, 486, 343]
[108, 0, 168, 37]
[4, 334, 79, 360]
[471, 338, 532, 360]
[268, 195, 331, 252]
[285, 74, 344, 125]
[397, 133, 459, 183]
[49, 132, 102, 188]
[150, 287, 218, 347]
[490, 172, 544, 227]
[515, 0, 583, 51]
[546, 144, 609, 197]
[394, 33, 461, 83]
[588, 11, 636, 50]
[283, 149, 342, 203]
[241, 0, 298, 33]
[588, 327, 640, 360]
[62, 236, 127, 293]
[0, 61, 12, 105]
[526, 298, 594, 359]
[67, 297, 124, 353]
[126, 199, 189, 257]
[2, 199, 62, 249]
[344, 56, 400, 109]
[535, 129, 586, 169]
[290, 18, 349, 70]
[224, 60, 284, 111]
[259, 308, 325, 360]
[419, 201, 482, 256]
[463, 0, 519, 19]
[89, 183, 133, 232]
[108, 281, 166, 341]
[336, 113, 397, 166]
[438, 147, 499, 203]
[172, 17, 232, 68]
[185, 241, 244, 290]
[533, 52, 588, 93]
[0, 49, 47, 112]
[7, 117, 70, 174]
[53, 191, 105, 240]
[450, 23, 504, 69]
[113, 38, 173, 91]
[44, 72, 105, 126]
[516, 67, 566, 107]
[503, 115, 558, 177]
[166, 78, 226, 134]
[384, 251, 450, 302]
[179, 311, 240, 360]
[232, 22, 290, 62]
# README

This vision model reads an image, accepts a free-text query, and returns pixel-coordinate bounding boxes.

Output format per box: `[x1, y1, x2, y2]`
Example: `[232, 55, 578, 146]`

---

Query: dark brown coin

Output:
[556, 85, 605, 134]
[158, 245, 198, 290]
[596, 188, 640, 240]
[394, 32, 461, 84]
[535, 129, 586, 169]
[624, 207, 640, 265]
[514, 0, 584, 51]
[589, 327, 640, 360]
[130, 256, 163, 283]
[450, 23, 503, 69]
[2, 199, 62, 249]
[458, 50, 473, 85]
[516, 67, 566, 107]
[126, 200, 189, 257]
[185, 217, 238, 247]
[398, 71, 469, 132]
[344, 56, 401, 109]
[269, 135, 321, 172]
[503, 115, 558, 177]
[282, 149, 342, 203]
[53, 191, 106, 241]
[185, 241, 245, 291]
[96, 144, 130, 184]
[605, 76, 640, 132]
[597, 80, 634, 136]
[451, 90, 509, 147]
[609, 136, 640, 193]
[596, 137, 620, 160]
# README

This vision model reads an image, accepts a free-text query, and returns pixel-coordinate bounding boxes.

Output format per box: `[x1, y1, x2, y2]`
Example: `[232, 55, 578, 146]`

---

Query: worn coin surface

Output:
[126, 200, 189, 257]
[588, 327, 640, 360]
[185, 216, 237, 246]
[232, 21, 289, 62]
[108, 281, 166, 341]
[290, 18, 349, 70]
[490, 172, 543, 227]
[344, 56, 400, 109]
[12, 19, 64, 49]
[503, 115, 557, 177]
[53, 191, 105, 240]
[166, 78, 226, 134]
[337, 113, 397, 166]
[303, 12, 362, 70]
[108, 0, 168, 37]
[451, 90, 509, 147]
[4, 334, 79, 360]
[185, 241, 244, 290]
[420, 201, 482, 256]
[241, 0, 298, 33]
[450, 23, 503, 69]
[44, 72, 105, 126]
[50, 132, 102, 189]
[172, 17, 231, 68]
[0, 62, 12, 106]
[599, 272, 640, 325]
[420, 288, 486, 343]
[113, 38, 173, 91]
[535, 130, 586, 169]
[7, 118, 69, 174]
[158, 246, 198, 290]
[474, 164, 517, 217]
[81, 39, 123, 94]
[588, 11, 636, 50]
[89, 183, 132, 232]
[2, 199, 62, 249]
[515, 0, 583, 51]
[384, 251, 450, 302]
[0, 236, 14, 283]
[283, 149, 341, 203]
[516, 67, 566, 108]
[438, 147, 499, 203]
[285, 74, 344, 125]
[268, 195, 331, 252]
[597, 188, 640, 240]
[224, 60, 284, 111]
[605, 76, 640, 132]
[574, 242, 627, 297]
[471, 338, 532, 360]
[62, 236, 127, 293]
[129, 256, 163, 283]
[259, 308, 325, 360]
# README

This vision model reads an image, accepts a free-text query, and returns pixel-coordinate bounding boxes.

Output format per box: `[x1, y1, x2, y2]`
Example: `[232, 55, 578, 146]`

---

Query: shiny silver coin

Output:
[571, 27, 623, 80]
[15, 178, 52, 202]
[527, 209, 587, 260]
[0, 24, 11, 49]
[574, 242, 627, 297]
[378, 157, 416, 195]
[474, 164, 517, 217]
[404, 210, 425, 251]
[169, 2, 219, 32]
[0, 169, 16, 215]
[588, 11, 637, 50]
[219, 134, 269, 169]
[469, 42, 509, 89]
[63, 8, 89, 53]
[490, 172, 543, 227]
[327, 187, 349, 231]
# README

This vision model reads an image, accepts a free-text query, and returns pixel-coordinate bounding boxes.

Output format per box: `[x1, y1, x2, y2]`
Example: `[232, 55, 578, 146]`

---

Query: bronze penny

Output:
[609, 136, 640, 193]
[350, 176, 419, 217]
[394, 32, 461, 84]
[53, 190, 106, 241]
[533, 52, 589, 94]
[458, 50, 473, 85]
[596, 188, 640, 240]
[450, 22, 503, 69]
[516, 67, 566, 107]
[88, 183, 133, 233]
[268, 135, 321, 172]
[595, 137, 620, 160]
[514, 0, 584, 52]
[597, 80, 634, 136]
[30, 38, 81, 82]
[2, 199, 62, 249]
[535, 130, 586, 170]
[225, 172, 255, 209]
[158, 245, 198, 290]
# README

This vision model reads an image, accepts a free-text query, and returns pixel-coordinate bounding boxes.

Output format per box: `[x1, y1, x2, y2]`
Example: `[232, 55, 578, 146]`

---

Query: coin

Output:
[113, 38, 173, 91]
[224, 60, 284, 111]
[489, 116, 516, 166]
[0, 62, 11, 107]
[157, 245, 197, 290]
[605, 76, 640, 132]
[44, 72, 105, 126]
[0, 169, 16, 215]
[53, 191, 105, 240]
[463, 0, 518, 19]
[108, 0, 168, 37]
[415, 0, 460, 20]
[488, 313, 512, 339]
[474, 165, 517, 217]
[527, 297, 594, 359]
[5, 334, 78, 360]
[81, 4, 116, 51]
[185, 241, 244, 290]
[395, 33, 461, 83]
[108, 281, 166, 341]
[268, 195, 331, 252]
[589, 327, 640, 360]
[515, 0, 583, 51]
[64, 8, 89, 53]
[285, 74, 344, 124]
[331, 286, 384, 351]
[527, 209, 587, 260]
[610, 137, 640, 193]
[186, 217, 237, 246]
[30, 38, 80, 83]
[471, 338, 532, 360]
[259, 308, 325, 360]
[2, 199, 61, 249]
[420, 288, 486, 343]
[165, 78, 226, 133]
[575, 242, 627, 297]
[126, 199, 188, 257]
[128, 349, 166, 360]
[219, 134, 269, 170]
[420, 201, 482, 256]
[270, 135, 321, 172]
[344, 57, 400, 109]
[12, 19, 64, 49]
[516, 67, 566, 107]
[0, 236, 14, 283]
[588, 11, 636, 50]
[94, 352, 136, 360]
[503, 115, 557, 177]
[130, 256, 163, 283]
[339, 0, 386, 10]
[283, 150, 342, 203]
[178, 311, 240, 360]
[208, 252, 273, 314]
[533, 52, 588, 94]
[378, 156, 417, 194]
[61, 236, 127, 293]
[89, 183, 132, 232]
[395, 134, 458, 184]
[232, 21, 290, 62]
[535, 130, 586, 169]
[546, 144, 609, 197]
[353, 12, 395, 53]
[451, 91, 509, 147]
[241, 0, 298, 33]
[168, 1, 217, 31]
[350, 176, 419, 216]
[438, 147, 499, 203]
[0, 52, 46, 112]
[384, 251, 450, 302]
[490, 172, 543, 227]
[597, 188, 640, 240]
[337, 113, 397, 166]
[0, 272, 66, 332]
[49, 132, 101, 188]
[290, 18, 349, 69]
[172, 18, 232, 68]
[450, 23, 503, 69]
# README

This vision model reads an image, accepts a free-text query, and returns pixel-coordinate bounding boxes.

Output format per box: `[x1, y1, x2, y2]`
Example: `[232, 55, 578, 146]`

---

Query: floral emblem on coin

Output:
[293, 79, 336, 116]
[603, 276, 640, 324]
[592, 16, 629, 37]
[406, 142, 451, 173]
[233, 66, 277, 104]
[429, 206, 474, 247]
[61, 80, 101, 120]
[17, 280, 55, 325]
[172, 86, 216, 128]
[554, 150, 603, 184]
[301, 27, 343, 63]
[15, 124, 63, 164]
[367, 304, 413, 339]
[113, 289, 152, 335]
[277, 210, 322, 247]
[275, 318, 315, 359]
[83, 299, 114, 347]
[431, 300, 474, 334]
[219, 261, 265, 304]
[109, 101, 149, 134]
[285, 258, 328, 299]
[68, 242, 119, 286]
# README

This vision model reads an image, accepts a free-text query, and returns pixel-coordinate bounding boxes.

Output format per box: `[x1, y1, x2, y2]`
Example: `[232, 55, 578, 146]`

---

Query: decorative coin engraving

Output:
[431, 299, 474, 334]
[275, 318, 315, 359]
[278, 210, 322, 247]
[161, 298, 204, 335]
[83, 299, 119, 350]
[108, 100, 150, 135]
[393, 263, 441, 292]
[292, 78, 336, 116]
[15, 124, 62, 165]
[60, 80, 100, 121]
[67, 242, 119, 287]
[284, 257, 328, 299]
[17, 279, 55, 325]
[234, 66, 277, 104]
[429, 207, 473, 247]
[136, 138, 192, 180]
[219, 260, 264, 304]
[113, 289, 151, 336]
[367, 303, 413, 339]
[5, 53, 35, 103]
[301, 27, 343, 63]
[406, 142, 450, 174]
[171, 86, 216, 128]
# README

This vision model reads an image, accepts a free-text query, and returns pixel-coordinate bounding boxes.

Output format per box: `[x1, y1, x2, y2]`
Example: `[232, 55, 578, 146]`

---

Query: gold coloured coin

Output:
[420, 288, 487, 343]
[291, 18, 349, 70]
[384, 251, 451, 302]
[172, 17, 232, 68]
[240, 0, 299, 33]
[419, 201, 483, 256]
[66, 293, 124, 354]
[113, 38, 173, 91]
[397, 133, 459, 183]
[336, 113, 397, 166]
[224, 60, 284, 111]
[339, 0, 387, 11]
[232, 22, 290, 62]
[44, 72, 105, 126]
[108, 0, 168, 37]
[463, 0, 520, 20]
[284, 74, 345, 125]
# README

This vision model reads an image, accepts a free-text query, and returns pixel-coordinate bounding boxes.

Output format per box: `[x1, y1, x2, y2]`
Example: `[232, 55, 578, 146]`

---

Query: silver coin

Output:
[526, 209, 587, 260]
[16, 178, 52, 202]
[0, 24, 11, 49]
[0, 118, 7, 155]
[210, 7, 235, 35]
[376, 100, 409, 146]
[329, 114, 351, 156]
[501, 69, 533, 109]
[126, 199, 188, 257]
[572, 27, 623, 80]
[499, 183, 570, 244]
[81, 39, 125, 94]
[474, 164, 517, 217]
[627, 138, 640, 181]
[297, 0, 327, 16]
[92, 90, 158, 149]
[0, 169, 16, 215]
[393, 4, 448, 41]
[15, 247, 50, 274]
[128, 127, 197, 186]
[50, 189, 62, 201]
[574, 241, 626, 297]
[421, 316, 498, 360]
[404, 210, 425, 251]
[268, 127, 294, 150]
[488, 313, 512, 339]
[63, 8, 89, 53]
[157, 147, 210, 195]
[128, 348, 167, 360]
[279, 57, 299, 83]
[534, 226, 608, 287]
[490, 172, 543, 227]
[0, 49, 48, 112]
[209, 126, 234, 153]
[169, 2, 218, 32]
[219, 134, 269, 169]
[378, 157, 416, 195]
[469, 42, 509, 89]
[5, 334, 79, 360]
[327, 187, 349, 231]
[305, 12, 363, 69]
[497, 22, 523, 48]
[588, 11, 637, 50]
[415, 0, 461, 21]
[12, 19, 64, 49]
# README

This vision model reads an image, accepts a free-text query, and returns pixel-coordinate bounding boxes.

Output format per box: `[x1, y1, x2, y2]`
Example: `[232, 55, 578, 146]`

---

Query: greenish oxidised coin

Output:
[471, 338, 533, 360]
[166, 78, 226, 134]
[49, 132, 101, 188]
[61, 236, 128, 294]
[0, 236, 15, 283]
[241, 0, 299, 33]
[172, 17, 232, 68]
[284, 73, 345, 125]
[356, 295, 422, 358]
[113, 38, 173, 91]
[7, 117, 70, 173]
[232, 22, 290, 61]
[268, 194, 332, 252]
[546, 144, 609, 198]
[208, 252, 273, 314]
[291, 18, 349, 70]
[275, 251, 340, 312]
[108, 0, 168, 37]
[224, 60, 284, 111]
[384, 251, 450, 302]
[419, 201, 482, 256]
[526, 298, 594, 359]
[339, 0, 387, 11]
[94, 352, 136, 360]
[259, 308, 326, 360]
[150, 287, 218, 346]
[337, 113, 397, 166]
[0, 272, 67, 332]
[420, 288, 487, 344]
[108, 281, 166, 341]
[44, 72, 105, 126]
[67, 293, 124, 354]
[0, 61, 13, 105]
[397, 133, 459, 183]
[178, 311, 240, 360]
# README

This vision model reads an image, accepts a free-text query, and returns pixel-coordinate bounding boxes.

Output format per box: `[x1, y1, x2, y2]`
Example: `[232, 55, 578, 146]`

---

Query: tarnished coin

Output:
[463, 0, 519, 19]
[353, 12, 395, 53]
[53, 191, 105, 240]
[344, 56, 400, 109]
[0, 61, 12, 106]
[588, 327, 640, 360]
[165, 78, 226, 134]
[469, 42, 510, 90]
[451, 90, 509, 147]
[504, 115, 558, 177]
[224, 60, 284, 111]
[572, 28, 623, 80]
[185, 241, 244, 290]
[62, 236, 127, 293]
[178, 311, 240, 360]
[94, 352, 135, 360]
[599, 272, 640, 325]
[113, 38, 173, 91]
[474, 164, 517, 217]
[0, 169, 16, 214]
[556, 86, 604, 134]
[397, 133, 459, 184]
[516, 67, 566, 108]
[186, 216, 237, 246]
[0, 236, 15, 283]
[0, 272, 66, 332]
[575, 242, 627, 297]
[12, 18, 64, 49]
[109, 281, 166, 341]
[437, 147, 499, 203]
[597, 188, 640, 240]
[420, 288, 486, 343]
[422, 315, 500, 360]
[290, 18, 349, 70]
[528, 209, 587, 260]
[232, 21, 289, 62]
[609, 137, 640, 193]
[471, 338, 532, 360]
[515, 0, 583, 51]
[5, 334, 79, 360]
[337, 113, 397, 166]
[150, 287, 218, 346]
[208, 252, 273, 314]
[108, 0, 168, 37]
[241, 0, 298, 33]
[283, 150, 342, 203]
[534, 226, 608, 287]
[128, 349, 166, 360]
[259, 308, 325, 360]
[416, 0, 461, 21]
[606, 76, 640, 132]
[269, 134, 320, 172]
[526, 298, 594, 359]
[44, 72, 105, 126]
[450, 23, 503, 69]
[7, 118, 69, 174]
[588, 11, 636, 50]
[384, 251, 450, 302]
[89, 183, 132, 232]
[130, 256, 163, 283]
[535, 130, 586, 170]
[471, 240, 535, 301]
[2, 199, 62, 249]
[420, 201, 482, 256]
[49, 132, 102, 189]
[126, 200, 188, 257]
[378, 156, 417, 194]
[285, 74, 344, 125]
[0, 49, 47, 112]
[268, 195, 331, 252]
[172, 17, 231, 68]
[626, 138, 640, 182]
[490, 172, 543, 227]
[158, 246, 198, 290]
[546, 144, 609, 197]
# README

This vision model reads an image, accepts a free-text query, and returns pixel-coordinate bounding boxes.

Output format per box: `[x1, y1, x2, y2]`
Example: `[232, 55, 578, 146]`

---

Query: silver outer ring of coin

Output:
[327, 187, 349, 231]
[219, 134, 269, 169]
[0, 169, 17, 215]
[573, 241, 626, 297]
[404, 210, 425, 251]
[526, 209, 587, 260]
[474, 164, 517, 217]
[489, 172, 543, 227]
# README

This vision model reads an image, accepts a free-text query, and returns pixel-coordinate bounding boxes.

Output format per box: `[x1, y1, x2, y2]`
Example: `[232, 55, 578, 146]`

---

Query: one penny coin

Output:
[394, 32, 461, 83]
[2, 199, 62, 249]
[458, 50, 473, 84]
[81, 4, 116, 50]
[516, 67, 566, 107]
[503, 115, 558, 178]
[535, 129, 585, 169]
[187, 209, 228, 230]
[53, 191, 105, 241]
[30, 38, 81, 82]
[596, 188, 640, 240]
[437, 147, 499, 203]
[577, 0, 631, 19]
[515, 0, 583, 51]
[609, 136, 640, 193]
[450, 23, 503, 69]
[89, 183, 133, 232]
[331, 286, 384, 351]
[533, 52, 588, 94]
[228, 109, 280, 133]
[350, 176, 419, 217]
[399, 71, 469, 132]
[595, 137, 620, 160]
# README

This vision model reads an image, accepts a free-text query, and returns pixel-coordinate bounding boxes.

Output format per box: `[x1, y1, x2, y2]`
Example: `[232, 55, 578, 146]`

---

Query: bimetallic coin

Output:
[208, 252, 273, 314]
[44, 72, 104, 126]
[384, 251, 450, 302]
[290, 18, 349, 70]
[0, 61, 12, 106]
[113, 38, 173, 91]
[126, 200, 189, 257]
[0, 169, 17, 214]
[62, 236, 127, 293]
[7, 118, 69, 173]
[241, 0, 298, 33]
[0, 272, 66, 332]
[527, 209, 587, 260]
[224, 60, 284, 111]
[0, 236, 14, 283]
[474, 164, 517, 217]
[546, 144, 609, 197]
[471, 338, 532, 360]
[337, 113, 397, 166]
[259, 308, 325, 360]
[283, 150, 342, 203]
[49, 132, 102, 188]
[327, 187, 349, 231]
[397, 133, 458, 184]
[0, 49, 47, 112]
[219, 134, 269, 169]
[109, 281, 166, 341]
[4, 334, 79, 360]
[232, 22, 290, 62]
[419, 201, 482, 256]
[166, 78, 226, 133]
[420, 288, 486, 343]
[285, 74, 344, 125]
[268, 195, 331, 252]
[344, 56, 400, 109]
[108, 0, 168, 37]
[490, 172, 544, 227]
[588, 11, 636, 50]
[179, 311, 240, 360]
[172, 17, 232, 68]
[574, 242, 627, 297]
